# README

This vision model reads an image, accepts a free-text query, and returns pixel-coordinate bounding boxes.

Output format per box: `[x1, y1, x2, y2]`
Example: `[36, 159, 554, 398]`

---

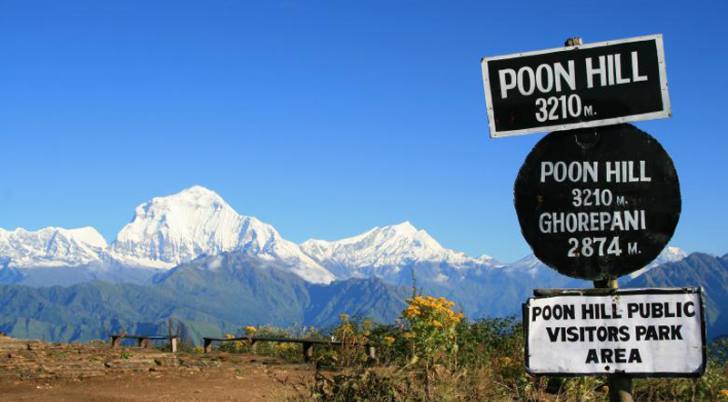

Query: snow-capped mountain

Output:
[300, 221, 499, 280]
[0, 186, 334, 284]
[626, 246, 687, 279]
[0, 226, 107, 268]
[109, 186, 334, 283]
[501, 254, 544, 277]
[0, 185, 687, 289]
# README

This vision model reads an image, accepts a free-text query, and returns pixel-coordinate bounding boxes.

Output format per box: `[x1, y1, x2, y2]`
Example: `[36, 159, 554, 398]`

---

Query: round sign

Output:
[514, 124, 681, 280]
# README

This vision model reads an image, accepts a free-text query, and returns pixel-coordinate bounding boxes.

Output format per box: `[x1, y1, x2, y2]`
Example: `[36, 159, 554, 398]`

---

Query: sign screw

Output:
[565, 37, 583, 46]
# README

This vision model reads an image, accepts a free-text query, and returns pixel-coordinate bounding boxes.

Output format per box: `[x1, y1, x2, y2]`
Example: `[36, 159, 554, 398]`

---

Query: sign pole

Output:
[593, 277, 634, 402]
[483, 32, 697, 398]
[568, 36, 632, 401]
[574, 33, 631, 399]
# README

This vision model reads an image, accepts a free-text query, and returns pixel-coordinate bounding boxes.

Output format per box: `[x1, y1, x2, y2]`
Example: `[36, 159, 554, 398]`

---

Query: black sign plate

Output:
[514, 124, 680, 280]
[481, 35, 670, 138]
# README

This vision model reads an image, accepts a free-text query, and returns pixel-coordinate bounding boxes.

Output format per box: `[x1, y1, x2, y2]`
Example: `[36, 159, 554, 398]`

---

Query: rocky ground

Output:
[0, 335, 313, 401]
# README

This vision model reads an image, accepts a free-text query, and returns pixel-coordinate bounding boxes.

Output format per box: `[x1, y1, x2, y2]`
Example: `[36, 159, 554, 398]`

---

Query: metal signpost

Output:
[481, 36, 701, 402]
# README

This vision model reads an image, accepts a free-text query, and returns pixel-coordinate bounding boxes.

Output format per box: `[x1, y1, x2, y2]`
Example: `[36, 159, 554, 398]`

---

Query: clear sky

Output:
[1, 0, 726, 262]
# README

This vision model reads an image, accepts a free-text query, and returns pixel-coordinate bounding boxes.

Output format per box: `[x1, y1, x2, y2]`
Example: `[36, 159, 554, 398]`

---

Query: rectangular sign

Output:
[523, 288, 705, 377]
[481, 34, 671, 138]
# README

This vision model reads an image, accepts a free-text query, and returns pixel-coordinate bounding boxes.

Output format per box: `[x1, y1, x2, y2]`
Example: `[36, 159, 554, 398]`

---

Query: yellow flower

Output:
[404, 306, 421, 317]
[720, 389, 728, 398]
[244, 326, 257, 335]
[383, 336, 396, 346]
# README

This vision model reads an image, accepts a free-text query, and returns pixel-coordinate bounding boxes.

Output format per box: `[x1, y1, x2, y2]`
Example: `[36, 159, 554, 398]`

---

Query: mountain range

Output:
[0, 186, 334, 285]
[0, 186, 721, 343]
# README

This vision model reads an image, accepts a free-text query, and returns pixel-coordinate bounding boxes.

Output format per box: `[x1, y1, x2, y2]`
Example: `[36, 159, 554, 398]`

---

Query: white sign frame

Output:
[523, 288, 706, 377]
[481, 34, 672, 138]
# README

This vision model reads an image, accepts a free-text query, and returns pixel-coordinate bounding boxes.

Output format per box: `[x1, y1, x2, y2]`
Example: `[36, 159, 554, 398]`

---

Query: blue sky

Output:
[1, 0, 726, 262]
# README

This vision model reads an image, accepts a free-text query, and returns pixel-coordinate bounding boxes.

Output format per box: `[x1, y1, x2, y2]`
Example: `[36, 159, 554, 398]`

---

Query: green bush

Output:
[455, 316, 522, 369]
[307, 367, 412, 402]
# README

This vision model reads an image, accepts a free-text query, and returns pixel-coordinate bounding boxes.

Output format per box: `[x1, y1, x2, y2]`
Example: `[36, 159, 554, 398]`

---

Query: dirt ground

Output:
[0, 335, 314, 402]
[0, 364, 312, 402]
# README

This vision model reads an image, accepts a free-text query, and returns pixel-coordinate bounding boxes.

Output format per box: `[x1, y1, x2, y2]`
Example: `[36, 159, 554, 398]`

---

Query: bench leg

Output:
[303, 342, 314, 363]
[203, 338, 212, 354]
[138, 338, 150, 348]
[111, 336, 121, 349]
[170, 337, 178, 353]
[368, 346, 377, 361]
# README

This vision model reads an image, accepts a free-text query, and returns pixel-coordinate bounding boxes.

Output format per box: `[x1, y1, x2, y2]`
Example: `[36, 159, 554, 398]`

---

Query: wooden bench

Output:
[202, 335, 376, 362]
[110, 334, 178, 353]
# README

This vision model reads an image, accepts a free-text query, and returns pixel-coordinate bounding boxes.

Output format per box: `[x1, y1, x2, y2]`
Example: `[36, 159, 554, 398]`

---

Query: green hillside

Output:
[0, 253, 406, 343]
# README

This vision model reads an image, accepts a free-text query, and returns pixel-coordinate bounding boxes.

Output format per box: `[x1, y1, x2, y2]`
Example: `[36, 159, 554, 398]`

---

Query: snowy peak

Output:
[301, 221, 495, 269]
[627, 246, 688, 279]
[505, 254, 542, 270]
[110, 186, 250, 267]
[0, 226, 107, 268]
[67, 227, 108, 248]
[109, 186, 334, 283]
[657, 246, 688, 262]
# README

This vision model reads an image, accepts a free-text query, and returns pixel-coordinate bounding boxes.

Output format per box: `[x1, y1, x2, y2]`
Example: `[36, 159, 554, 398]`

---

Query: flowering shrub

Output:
[219, 333, 245, 353]
[402, 295, 464, 365]
[329, 314, 371, 367]
[383, 335, 395, 347]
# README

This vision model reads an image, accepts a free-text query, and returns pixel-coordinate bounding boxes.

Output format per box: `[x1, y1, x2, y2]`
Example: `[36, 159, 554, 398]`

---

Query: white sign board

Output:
[524, 288, 705, 377]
